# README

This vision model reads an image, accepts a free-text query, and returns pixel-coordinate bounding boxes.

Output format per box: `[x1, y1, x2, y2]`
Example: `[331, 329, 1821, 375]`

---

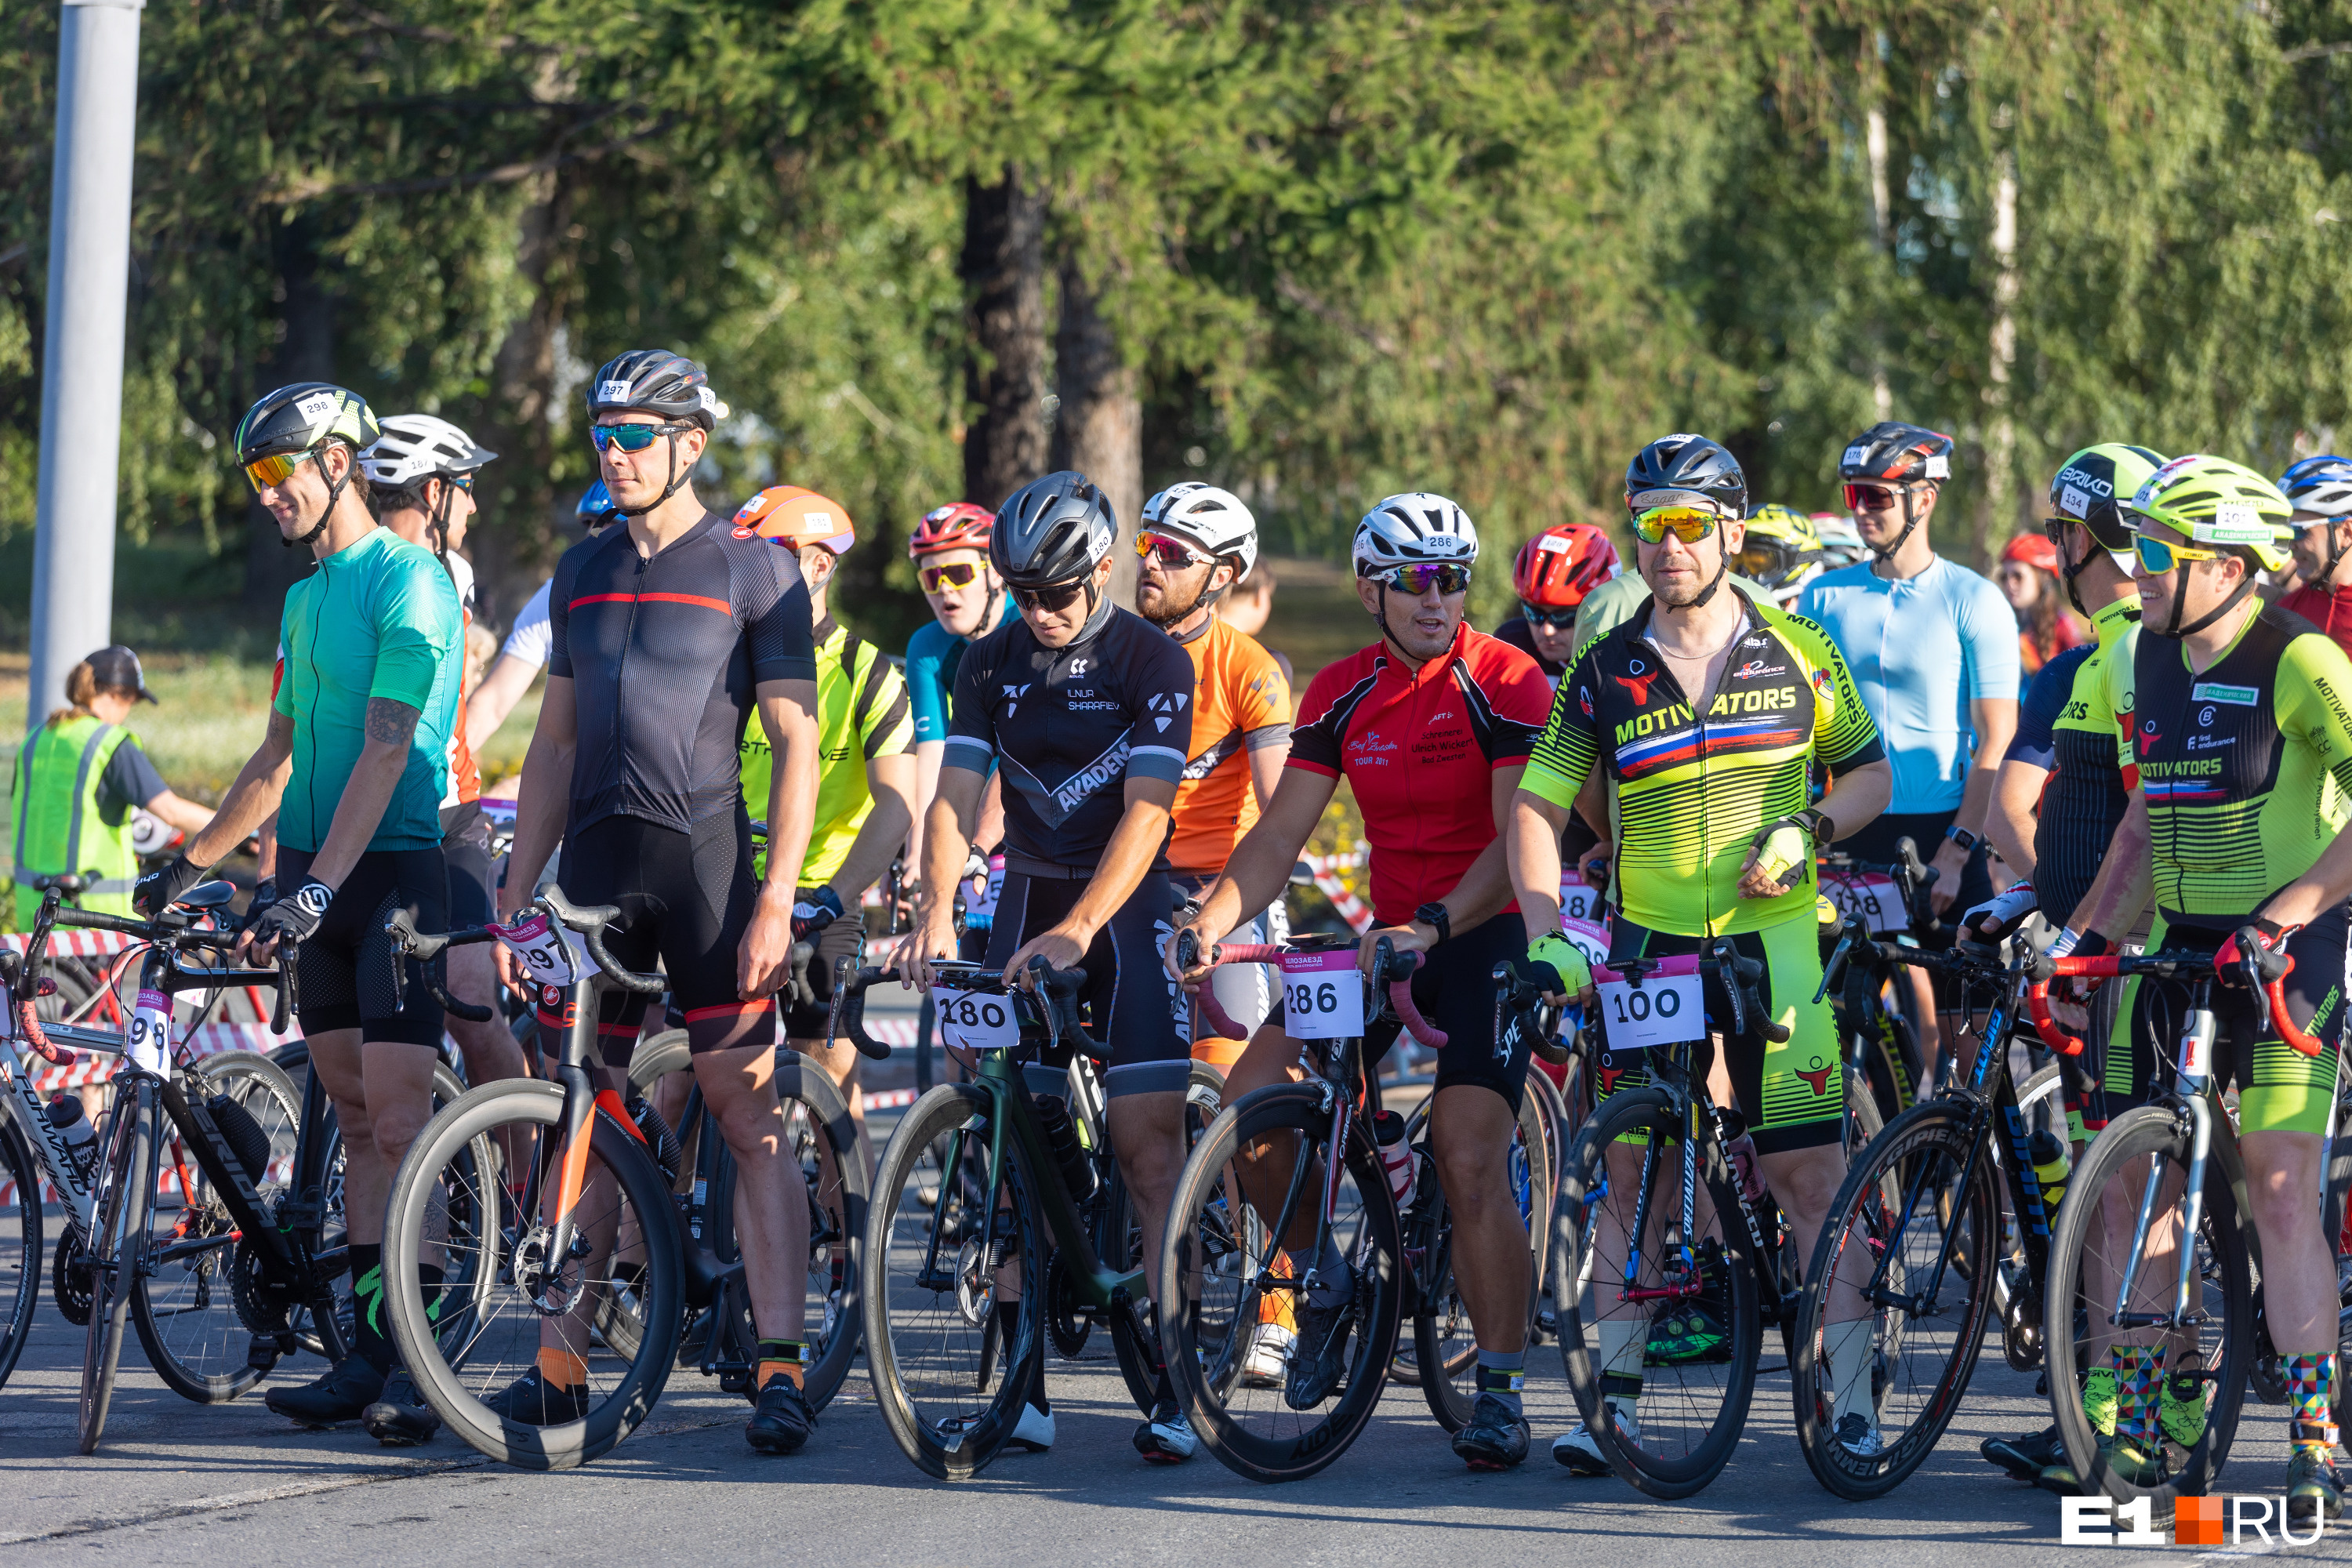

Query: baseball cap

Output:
[86, 645, 158, 704]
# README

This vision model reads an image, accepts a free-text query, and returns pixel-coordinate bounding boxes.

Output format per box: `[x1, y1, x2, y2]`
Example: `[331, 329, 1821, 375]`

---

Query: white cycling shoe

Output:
[1007, 1402, 1055, 1453]
[1552, 1401, 1639, 1475]
[1240, 1323, 1295, 1388]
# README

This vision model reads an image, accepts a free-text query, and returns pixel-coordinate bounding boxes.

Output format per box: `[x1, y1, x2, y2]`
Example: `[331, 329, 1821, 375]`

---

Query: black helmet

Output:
[1838, 422, 1955, 485]
[586, 350, 717, 432]
[1625, 433, 1746, 517]
[2052, 444, 2166, 554]
[234, 383, 380, 467]
[990, 471, 1117, 589]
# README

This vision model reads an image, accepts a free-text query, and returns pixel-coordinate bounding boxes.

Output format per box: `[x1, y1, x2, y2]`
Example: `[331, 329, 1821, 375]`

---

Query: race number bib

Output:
[1560, 917, 1611, 974]
[1559, 869, 1605, 926]
[1595, 955, 1704, 1052]
[966, 853, 1005, 923]
[1281, 949, 1365, 1040]
[489, 912, 579, 987]
[128, 988, 173, 1075]
[1824, 872, 1904, 935]
[934, 986, 1019, 1051]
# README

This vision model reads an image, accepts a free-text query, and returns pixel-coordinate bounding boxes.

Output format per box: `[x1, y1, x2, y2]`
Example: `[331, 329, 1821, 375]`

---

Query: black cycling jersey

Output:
[2005, 597, 2138, 920]
[943, 597, 1196, 873]
[547, 510, 816, 836]
[1493, 615, 1567, 683]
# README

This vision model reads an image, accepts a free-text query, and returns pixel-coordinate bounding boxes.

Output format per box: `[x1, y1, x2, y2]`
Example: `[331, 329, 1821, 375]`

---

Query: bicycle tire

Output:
[385, 1079, 684, 1470]
[863, 1082, 1043, 1481]
[1554, 1086, 1759, 1498]
[132, 1051, 302, 1403]
[1160, 1082, 1404, 1483]
[79, 1083, 154, 1454]
[1792, 1099, 1994, 1498]
[0, 1119, 42, 1391]
[1102, 1059, 1226, 1414]
[1526, 1061, 1575, 1346]
[2043, 1101, 2252, 1509]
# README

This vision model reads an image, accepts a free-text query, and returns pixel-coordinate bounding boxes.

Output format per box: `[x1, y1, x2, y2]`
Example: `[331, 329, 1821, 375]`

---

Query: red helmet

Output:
[1512, 523, 1621, 609]
[2000, 532, 2060, 574]
[908, 502, 993, 558]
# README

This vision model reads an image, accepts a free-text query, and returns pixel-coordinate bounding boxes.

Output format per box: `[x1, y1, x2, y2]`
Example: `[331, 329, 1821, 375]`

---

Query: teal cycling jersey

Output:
[906, 619, 966, 746]
[273, 526, 464, 854]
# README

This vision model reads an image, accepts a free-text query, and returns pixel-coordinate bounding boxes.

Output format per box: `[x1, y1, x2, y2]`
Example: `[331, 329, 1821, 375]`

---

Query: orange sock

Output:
[757, 1338, 807, 1390]
[537, 1346, 589, 1388]
[758, 1360, 805, 1390]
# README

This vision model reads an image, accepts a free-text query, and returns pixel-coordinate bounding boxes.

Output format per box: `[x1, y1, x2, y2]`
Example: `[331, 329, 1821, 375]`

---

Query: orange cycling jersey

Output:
[1166, 618, 1293, 875]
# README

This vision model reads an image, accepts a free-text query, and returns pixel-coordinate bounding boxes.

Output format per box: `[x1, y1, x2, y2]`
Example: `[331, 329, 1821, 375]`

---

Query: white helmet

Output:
[1142, 483, 1258, 579]
[361, 413, 495, 489]
[1352, 492, 1479, 575]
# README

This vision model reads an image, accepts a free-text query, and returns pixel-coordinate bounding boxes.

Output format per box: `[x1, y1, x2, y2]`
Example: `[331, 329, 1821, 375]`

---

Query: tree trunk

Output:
[243, 214, 334, 611]
[960, 168, 1048, 510]
[466, 172, 569, 631]
[1051, 253, 1142, 604]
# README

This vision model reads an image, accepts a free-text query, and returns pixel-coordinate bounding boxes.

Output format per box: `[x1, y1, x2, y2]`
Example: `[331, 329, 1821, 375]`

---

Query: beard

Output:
[1140, 579, 1210, 630]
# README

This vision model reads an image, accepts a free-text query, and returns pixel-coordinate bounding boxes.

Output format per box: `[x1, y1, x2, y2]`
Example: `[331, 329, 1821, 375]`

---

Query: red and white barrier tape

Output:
[1299, 851, 1374, 936]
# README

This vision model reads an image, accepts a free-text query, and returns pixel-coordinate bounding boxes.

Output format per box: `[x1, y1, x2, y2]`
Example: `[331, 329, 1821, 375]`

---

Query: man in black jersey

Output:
[894, 471, 1203, 1463]
[498, 350, 826, 1454]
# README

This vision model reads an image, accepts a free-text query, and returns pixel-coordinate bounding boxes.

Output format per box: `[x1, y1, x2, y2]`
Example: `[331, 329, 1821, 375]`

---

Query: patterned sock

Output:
[1475, 1350, 1526, 1417]
[2110, 1345, 2161, 1446]
[2286, 1352, 2339, 1461]
[349, 1243, 392, 1374]
[756, 1338, 807, 1391]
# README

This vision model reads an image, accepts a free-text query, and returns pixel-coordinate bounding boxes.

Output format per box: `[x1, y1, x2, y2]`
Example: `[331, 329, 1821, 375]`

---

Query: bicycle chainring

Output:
[229, 1236, 299, 1336]
[51, 1224, 93, 1327]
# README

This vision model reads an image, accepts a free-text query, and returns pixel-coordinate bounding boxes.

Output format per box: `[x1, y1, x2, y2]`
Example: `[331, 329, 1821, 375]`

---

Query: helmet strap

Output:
[616, 432, 694, 517]
[2322, 521, 2349, 589]
[2151, 562, 2256, 640]
[428, 477, 456, 584]
[281, 448, 343, 552]
[1370, 580, 1415, 662]
[1869, 488, 1926, 563]
[1686, 548, 1732, 609]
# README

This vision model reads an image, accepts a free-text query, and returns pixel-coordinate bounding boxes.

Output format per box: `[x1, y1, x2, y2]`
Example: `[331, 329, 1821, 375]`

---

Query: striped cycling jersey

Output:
[2005, 595, 2139, 920]
[739, 615, 913, 886]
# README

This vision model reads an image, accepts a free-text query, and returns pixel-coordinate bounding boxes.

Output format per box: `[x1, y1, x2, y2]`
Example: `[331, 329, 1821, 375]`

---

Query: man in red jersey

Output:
[1170, 492, 1554, 1471]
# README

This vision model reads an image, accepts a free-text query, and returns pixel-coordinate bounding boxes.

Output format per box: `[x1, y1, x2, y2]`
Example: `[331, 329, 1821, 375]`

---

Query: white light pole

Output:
[27, 0, 144, 732]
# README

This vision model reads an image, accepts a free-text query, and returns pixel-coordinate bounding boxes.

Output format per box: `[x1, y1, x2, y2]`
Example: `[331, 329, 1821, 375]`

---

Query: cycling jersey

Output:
[1522, 599, 1884, 937]
[2118, 601, 2352, 914]
[2005, 595, 2140, 920]
[1797, 556, 2019, 814]
[906, 619, 967, 746]
[1288, 626, 1551, 927]
[1494, 618, 1566, 684]
[739, 615, 913, 885]
[546, 511, 817, 837]
[502, 579, 554, 670]
[274, 525, 464, 854]
[1165, 617, 1290, 875]
[943, 599, 1195, 873]
[2279, 579, 2352, 660]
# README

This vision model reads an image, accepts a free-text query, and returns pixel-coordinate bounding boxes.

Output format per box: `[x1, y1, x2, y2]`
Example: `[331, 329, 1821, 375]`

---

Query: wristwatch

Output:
[1944, 824, 1982, 854]
[1412, 901, 1452, 946]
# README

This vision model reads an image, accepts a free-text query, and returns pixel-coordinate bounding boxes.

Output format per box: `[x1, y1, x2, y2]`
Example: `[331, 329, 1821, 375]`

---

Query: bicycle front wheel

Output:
[0, 1119, 42, 1392]
[1102, 1058, 1227, 1415]
[80, 1084, 155, 1454]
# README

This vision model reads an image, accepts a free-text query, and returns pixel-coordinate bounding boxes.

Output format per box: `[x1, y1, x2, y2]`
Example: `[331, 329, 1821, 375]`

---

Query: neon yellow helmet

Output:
[2125, 454, 2294, 573]
[1736, 503, 1828, 604]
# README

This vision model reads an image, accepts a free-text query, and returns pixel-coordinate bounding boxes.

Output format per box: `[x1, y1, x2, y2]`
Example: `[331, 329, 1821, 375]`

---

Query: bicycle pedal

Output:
[717, 1360, 753, 1396]
[245, 1334, 281, 1373]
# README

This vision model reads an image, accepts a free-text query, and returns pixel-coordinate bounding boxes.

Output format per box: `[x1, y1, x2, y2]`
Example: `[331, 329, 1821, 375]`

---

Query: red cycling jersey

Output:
[1288, 624, 1552, 927]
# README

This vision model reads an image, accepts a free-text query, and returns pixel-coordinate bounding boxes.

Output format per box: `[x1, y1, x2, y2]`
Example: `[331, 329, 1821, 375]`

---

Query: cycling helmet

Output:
[1735, 504, 1829, 606]
[575, 480, 623, 529]
[1512, 522, 1620, 610]
[1624, 434, 1746, 517]
[1352, 492, 1479, 575]
[233, 383, 382, 550]
[586, 350, 718, 432]
[2126, 454, 2294, 637]
[1142, 482, 1259, 579]
[2000, 532, 2060, 574]
[733, 485, 855, 555]
[907, 501, 993, 558]
[991, 471, 1117, 589]
[1838, 422, 1955, 485]
[2279, 454, 2352, 521]
[360, 414, 495, 489]
[1812, 511, 1865, 568]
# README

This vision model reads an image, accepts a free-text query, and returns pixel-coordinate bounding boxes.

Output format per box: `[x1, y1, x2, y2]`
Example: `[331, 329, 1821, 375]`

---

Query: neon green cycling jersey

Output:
[1522, 598, 1883, 937]
[739, 615, 913, 886]
[273, 525, 463, 854]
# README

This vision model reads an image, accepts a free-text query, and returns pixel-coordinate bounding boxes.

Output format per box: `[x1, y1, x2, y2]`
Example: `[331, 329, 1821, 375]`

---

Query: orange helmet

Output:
[733, 485, 855, 554]
[2000, 532, 2060, 574]
[1512, 522, 1621, 609]
[907, 501, 993, 558]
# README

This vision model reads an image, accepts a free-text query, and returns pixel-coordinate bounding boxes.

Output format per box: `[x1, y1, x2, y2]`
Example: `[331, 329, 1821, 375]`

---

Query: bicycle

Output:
[1817, 840, 1938, 1124]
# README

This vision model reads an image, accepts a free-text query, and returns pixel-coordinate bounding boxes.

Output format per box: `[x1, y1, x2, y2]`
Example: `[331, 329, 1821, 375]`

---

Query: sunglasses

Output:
[919, 561, 982, 593]
[1842, 483, 1916, 513]
[244, 446, 319, 493]
[2132, 533, 2223, 574]
[1632, 505, 1722, 544]
[448, 471, 474, 493]
[1737, 541, 1798, 579]
[1518, 601, 1578, 629]
[1011, 579, 1090, 614]
[1136, 531, 1214, 570]
[1367, 563, 1473, 596]
[590, 421, 694, 454]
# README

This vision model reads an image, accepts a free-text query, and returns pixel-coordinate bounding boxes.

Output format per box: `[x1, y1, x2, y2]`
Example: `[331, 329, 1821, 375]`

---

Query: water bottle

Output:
[1374, 1110, 1415, 1210]
[2028, 1128, 2071, 1212]
[1033, 1094, 1097, 1204]
[45, 1095, 100, 1192]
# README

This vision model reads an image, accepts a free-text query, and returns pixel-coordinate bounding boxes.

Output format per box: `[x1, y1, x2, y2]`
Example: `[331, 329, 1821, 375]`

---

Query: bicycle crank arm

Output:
[2111, 1310, 2207, 1330]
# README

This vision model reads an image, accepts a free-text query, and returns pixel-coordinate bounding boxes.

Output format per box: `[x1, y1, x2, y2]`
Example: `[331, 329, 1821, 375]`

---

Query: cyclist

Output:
[1798, 423, 2018, 1087]
[903, 502, 1009, 959]
[1505, 432, 1893, 1468]
[1998, 532, 2088, 690]
[11, 646, 213, 924]
[1732, 503, 1832, 611]
[1969, 443, 2163, 1483]
[464, 482, 625, 759]
[2050, 456, 2352, 1520]
[2278, 455, 2352, 657]
[895, 470, 1200, 1463]
[1169, 491, 1557, 1471]
[495, 350, 824, 1455]
[133, 382, 464, 1429]
[1813, 511, 1867, 572]
[1496, 521, 1621, 683]
[731, 484, 914, 1181]
[1570, 516, 1762, 653]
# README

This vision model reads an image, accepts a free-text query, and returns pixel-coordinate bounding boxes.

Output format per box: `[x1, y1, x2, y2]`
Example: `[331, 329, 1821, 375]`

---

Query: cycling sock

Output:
[993, 1302, 1048, 1414]
[536, 1345, 588, 1390]
[2287, 1352, 2338, 1461]
[756, 1338, 807, 1392]
[2082, 1366, 2117, 1436]
[349, 1243, 393, 1374]
[1595, 1317, 1642, 1418]
[1475, 1350, 1526, 1417]
[1825, 1318, 1874, 1427]
[2111, 1345, 2162, 1446]
[1305, 1233, 1352, 1308]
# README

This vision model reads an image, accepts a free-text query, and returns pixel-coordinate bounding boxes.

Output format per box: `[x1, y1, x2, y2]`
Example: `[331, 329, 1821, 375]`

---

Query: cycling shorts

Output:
[983, 868, 1189, 1098]
[1365, 912, 1533, 1114]
[2101, 907, 2347, 1138]
[440, 800, 496, 930]
[1591, 913, 1843, 1156]
[1174, 873, 1287, 1041]
[276, 846, 447, 1048]
[781, 893, 866, 1042]
[546, 811, 772, 1066]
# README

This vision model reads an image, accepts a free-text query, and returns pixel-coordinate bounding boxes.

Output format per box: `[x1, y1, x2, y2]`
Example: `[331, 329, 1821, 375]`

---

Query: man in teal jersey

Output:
[138, 381, 465, 1429]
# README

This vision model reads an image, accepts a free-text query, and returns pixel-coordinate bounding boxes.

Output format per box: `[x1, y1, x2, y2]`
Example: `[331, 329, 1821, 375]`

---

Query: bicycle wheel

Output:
[384, 1079, 684, 1470]
[863, 1082, 1043, 1481]
[1986, 1064, 2063, 1332]
[0, 1120, 42, 1391]
[1161, 1082, 1404, 1483]
[1526, 1062, 1574, 1345]
[2043, 1102, 2252, 1509]
[1792, 1099, 1992, 1498]
[1405, 1087, 1552, 1428]
[1554, 1087, 1759, 1498]
[79, 1084, 154, 1454]
[132, 1053, 302, 1403]
[1101, 1058, 1226, 1414]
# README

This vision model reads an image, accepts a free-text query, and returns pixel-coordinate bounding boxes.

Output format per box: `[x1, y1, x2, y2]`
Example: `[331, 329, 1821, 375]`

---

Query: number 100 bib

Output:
[1595, 954, 1704, 1051]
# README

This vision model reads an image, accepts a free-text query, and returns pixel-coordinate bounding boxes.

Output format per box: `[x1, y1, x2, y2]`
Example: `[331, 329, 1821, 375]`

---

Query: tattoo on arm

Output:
[267, 708, 296, 746]
[366, 697, 423, 747]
